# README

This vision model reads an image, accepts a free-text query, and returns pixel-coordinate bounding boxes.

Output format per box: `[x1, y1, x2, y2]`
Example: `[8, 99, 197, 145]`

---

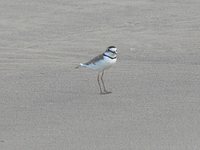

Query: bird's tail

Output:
[75, 63, 87, 69]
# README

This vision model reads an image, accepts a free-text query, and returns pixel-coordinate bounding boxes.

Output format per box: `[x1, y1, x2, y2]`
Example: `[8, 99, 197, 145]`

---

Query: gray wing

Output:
[84, 54, 104, 65]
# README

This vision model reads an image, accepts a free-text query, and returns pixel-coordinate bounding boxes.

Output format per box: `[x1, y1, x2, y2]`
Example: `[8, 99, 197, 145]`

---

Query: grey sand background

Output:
[0, 0, 200, 149]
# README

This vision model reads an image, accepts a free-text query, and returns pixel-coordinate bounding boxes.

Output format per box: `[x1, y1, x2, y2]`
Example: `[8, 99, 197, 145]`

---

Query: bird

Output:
[76, 46, 117, 94]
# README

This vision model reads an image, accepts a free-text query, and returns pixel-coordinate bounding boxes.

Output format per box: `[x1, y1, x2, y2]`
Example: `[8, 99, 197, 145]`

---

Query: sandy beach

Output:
[0, 0, 200, 149]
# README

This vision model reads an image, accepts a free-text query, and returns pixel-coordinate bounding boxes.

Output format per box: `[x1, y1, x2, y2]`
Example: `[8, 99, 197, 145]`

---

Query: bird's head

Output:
[106, 46, 117, 54]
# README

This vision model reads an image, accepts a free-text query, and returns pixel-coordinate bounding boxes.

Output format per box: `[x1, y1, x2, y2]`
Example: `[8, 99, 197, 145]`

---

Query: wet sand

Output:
[0, 0, 200, 149]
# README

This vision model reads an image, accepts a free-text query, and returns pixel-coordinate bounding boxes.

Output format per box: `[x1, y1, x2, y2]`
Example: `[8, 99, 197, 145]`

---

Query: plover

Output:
[76, 46, 117, 94]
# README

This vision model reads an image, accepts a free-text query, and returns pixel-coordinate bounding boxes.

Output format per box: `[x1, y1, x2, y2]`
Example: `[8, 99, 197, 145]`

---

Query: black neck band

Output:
[103, 53, 116, 59]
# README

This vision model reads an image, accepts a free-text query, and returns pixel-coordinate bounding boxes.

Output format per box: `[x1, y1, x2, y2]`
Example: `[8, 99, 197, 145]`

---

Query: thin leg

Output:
[97, 73, 103, 94]
[101, 71, 112, 94]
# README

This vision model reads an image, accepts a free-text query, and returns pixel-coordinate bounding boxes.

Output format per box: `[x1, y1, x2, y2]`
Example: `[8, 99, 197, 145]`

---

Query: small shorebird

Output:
[76, 46, 117, 94]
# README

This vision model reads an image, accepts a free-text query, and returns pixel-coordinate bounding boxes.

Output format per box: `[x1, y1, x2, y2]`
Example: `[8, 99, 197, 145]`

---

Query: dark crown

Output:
[107, 46, 116, 49]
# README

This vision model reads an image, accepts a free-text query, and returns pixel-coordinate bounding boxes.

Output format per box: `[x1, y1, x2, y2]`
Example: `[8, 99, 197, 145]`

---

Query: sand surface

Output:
[0, 0, 200, 149]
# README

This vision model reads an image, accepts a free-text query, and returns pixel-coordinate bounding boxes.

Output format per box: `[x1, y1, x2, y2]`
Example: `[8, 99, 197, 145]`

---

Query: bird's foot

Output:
[105, 91, 112, 94]
[100, 91, 112, 95]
